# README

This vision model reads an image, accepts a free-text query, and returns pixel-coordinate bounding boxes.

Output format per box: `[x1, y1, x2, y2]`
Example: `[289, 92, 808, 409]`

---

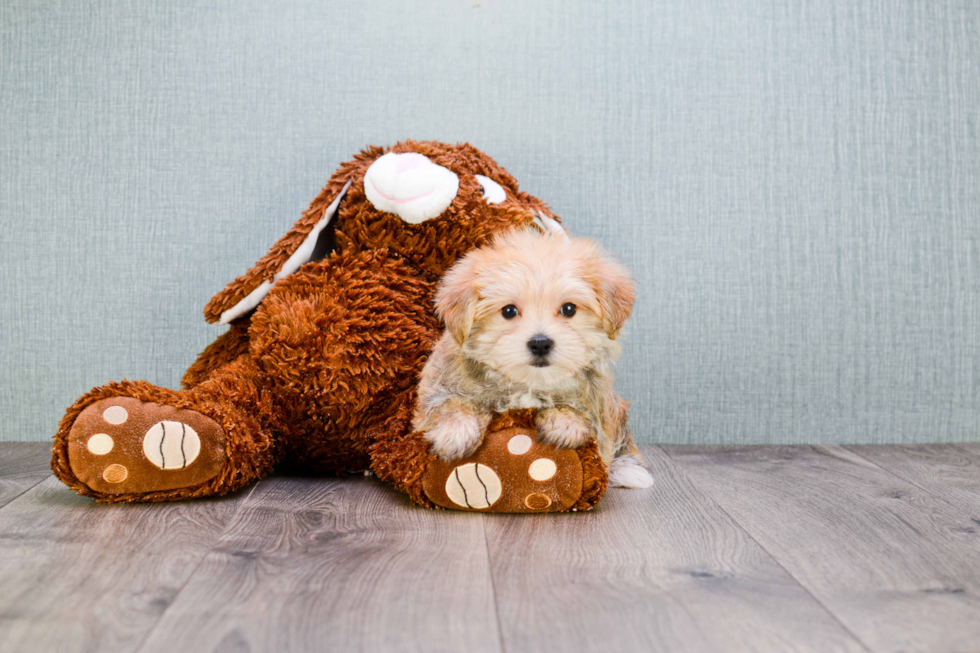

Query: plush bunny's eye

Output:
[475, 175, 506, 204]
[502, 305, 519, 319]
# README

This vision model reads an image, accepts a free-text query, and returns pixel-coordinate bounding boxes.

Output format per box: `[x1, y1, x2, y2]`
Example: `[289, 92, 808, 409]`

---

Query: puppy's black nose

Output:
[527, 334, 554, 357]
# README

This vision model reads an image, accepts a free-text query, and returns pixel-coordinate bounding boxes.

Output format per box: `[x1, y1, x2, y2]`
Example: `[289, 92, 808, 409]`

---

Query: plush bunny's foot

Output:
[64, 396, 228, 497]
[54, 375, 281, 502]
[415, 411, 608, 513]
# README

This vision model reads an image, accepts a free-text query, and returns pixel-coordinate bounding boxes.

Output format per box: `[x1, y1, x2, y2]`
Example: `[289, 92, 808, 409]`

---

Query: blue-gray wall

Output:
[2, 0, 978, 443]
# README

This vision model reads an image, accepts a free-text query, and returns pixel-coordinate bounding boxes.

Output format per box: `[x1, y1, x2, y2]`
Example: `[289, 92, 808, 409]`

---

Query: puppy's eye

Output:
[560, 303, 577, 317]
[502, 305, 519, 319]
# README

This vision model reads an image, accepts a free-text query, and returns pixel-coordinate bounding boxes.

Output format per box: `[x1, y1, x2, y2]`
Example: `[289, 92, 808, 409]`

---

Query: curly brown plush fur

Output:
[51, 140, 607, 511]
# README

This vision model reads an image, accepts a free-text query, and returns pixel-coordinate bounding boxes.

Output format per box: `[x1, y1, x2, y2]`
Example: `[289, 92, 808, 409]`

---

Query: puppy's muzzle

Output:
[527, 334, 554, 366]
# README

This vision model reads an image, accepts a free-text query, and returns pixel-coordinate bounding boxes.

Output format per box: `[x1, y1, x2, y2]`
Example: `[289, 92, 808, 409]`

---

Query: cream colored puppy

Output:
[413, 228, 653, 488]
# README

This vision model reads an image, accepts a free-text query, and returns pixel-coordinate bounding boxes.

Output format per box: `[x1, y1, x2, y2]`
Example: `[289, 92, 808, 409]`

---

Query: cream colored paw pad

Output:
[445, 463, 502, 509]
[143, 421, 201, 470]
[529, 458, 557, 481]
[507, 434, 533, 455]
[102, 405, 128, 425]
[86, 433, 114, 455]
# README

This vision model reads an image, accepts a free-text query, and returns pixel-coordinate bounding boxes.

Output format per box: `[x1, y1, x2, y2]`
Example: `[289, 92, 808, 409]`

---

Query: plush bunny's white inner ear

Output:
[475, 175, 506, 204]
[532, 212, 566, 236]
[218, 179, 352, 325]
[363, 152, 459, 224]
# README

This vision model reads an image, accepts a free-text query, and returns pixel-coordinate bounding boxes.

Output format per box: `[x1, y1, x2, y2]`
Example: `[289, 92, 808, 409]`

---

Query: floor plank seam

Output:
[0, 473, 55, 513]
[481, 515, 508, 653]
[841, 445, 980, 518]
[654, 445, 878, 653]
[128, 482, 261, 653]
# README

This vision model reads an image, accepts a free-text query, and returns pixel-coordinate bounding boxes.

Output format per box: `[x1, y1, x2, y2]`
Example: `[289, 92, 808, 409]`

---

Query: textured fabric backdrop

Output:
[2, 0, 978, 443]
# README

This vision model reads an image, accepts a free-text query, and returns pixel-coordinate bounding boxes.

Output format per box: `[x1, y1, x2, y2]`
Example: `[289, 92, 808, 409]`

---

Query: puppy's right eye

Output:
[501, 305, 519, 319]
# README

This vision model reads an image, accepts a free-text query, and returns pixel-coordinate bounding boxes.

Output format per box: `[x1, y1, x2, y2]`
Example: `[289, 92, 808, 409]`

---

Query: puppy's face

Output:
[437, 230, 635, 390]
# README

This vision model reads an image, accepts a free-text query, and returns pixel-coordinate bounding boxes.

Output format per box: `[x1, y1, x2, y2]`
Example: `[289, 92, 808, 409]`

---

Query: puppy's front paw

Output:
[425, 413, 486, 461]
[535, 409, 592, 449]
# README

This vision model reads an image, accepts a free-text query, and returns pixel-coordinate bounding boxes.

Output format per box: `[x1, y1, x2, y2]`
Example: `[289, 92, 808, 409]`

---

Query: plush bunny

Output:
[51, 140, 608, 512]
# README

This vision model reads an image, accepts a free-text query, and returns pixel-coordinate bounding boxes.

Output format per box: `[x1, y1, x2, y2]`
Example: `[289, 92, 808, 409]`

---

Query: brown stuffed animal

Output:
[51, 140, 608, 512]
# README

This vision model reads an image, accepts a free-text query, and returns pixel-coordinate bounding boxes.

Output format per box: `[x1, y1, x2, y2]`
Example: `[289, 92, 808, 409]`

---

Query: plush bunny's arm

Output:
[203, 178, 351, 324]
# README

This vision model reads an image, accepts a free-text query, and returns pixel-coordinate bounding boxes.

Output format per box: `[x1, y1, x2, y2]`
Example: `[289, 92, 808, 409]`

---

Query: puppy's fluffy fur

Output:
[413, 228, 653, 488]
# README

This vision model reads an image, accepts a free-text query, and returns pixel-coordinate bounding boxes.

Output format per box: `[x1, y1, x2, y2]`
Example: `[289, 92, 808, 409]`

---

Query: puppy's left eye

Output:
[502, 304, 520, 319]
[560, 303, 577, 317]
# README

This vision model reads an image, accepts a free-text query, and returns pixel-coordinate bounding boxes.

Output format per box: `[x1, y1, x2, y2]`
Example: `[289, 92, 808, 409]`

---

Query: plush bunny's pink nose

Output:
[364, 152, 459, 224]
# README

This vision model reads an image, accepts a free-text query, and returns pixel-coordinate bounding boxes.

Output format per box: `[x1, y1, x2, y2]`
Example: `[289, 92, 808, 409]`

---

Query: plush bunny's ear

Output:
[531, 211, 566, 237]
[205, 179, 352, 324]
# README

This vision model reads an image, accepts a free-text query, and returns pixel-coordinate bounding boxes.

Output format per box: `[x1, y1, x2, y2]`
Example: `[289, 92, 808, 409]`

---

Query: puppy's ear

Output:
[435, 254, 480, 345]
[592, 255, 636, 339]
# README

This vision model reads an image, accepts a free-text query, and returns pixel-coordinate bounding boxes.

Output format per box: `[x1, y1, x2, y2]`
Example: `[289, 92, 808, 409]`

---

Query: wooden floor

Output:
[1, 443, 979, 653]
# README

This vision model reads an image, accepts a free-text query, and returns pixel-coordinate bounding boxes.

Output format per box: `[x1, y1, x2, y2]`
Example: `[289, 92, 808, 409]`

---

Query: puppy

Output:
[413, 227, 653, 488]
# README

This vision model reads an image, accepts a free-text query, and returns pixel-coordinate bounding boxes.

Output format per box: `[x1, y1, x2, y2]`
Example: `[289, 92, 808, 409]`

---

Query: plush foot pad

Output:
[67, 397, 227, 495]
[421, 424, 591, 513]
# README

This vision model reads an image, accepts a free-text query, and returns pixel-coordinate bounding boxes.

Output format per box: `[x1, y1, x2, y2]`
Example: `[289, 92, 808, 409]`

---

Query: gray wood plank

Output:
[135, 475, 502, 653]
[0, 442, 52, 509]
[665, 445, 980, 653]
[484, 445, 868, 653]
[0, 476, 248, 653]
[846, 444, 980, 517]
